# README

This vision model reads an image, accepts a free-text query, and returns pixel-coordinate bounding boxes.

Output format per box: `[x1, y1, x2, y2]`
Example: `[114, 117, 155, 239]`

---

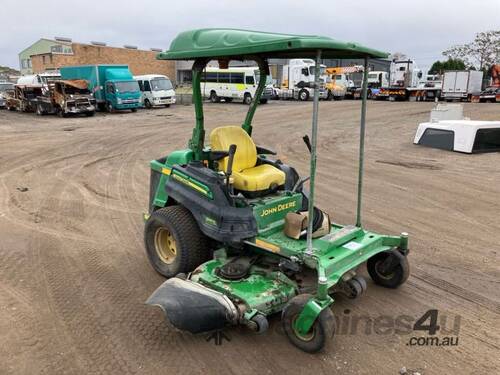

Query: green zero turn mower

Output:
[144, 29, 410, 353]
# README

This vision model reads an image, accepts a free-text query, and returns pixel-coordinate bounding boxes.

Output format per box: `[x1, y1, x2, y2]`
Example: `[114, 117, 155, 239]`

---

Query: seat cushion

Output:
[210, 126, 257, 173]
[232, 164, 286, 192]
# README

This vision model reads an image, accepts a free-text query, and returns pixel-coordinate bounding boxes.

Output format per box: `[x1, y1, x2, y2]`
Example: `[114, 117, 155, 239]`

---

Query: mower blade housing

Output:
[146, 277, 238, 334]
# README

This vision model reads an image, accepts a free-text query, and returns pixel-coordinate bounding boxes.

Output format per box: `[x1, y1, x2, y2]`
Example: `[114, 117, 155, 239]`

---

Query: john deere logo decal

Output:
[260, 201, 296, 217]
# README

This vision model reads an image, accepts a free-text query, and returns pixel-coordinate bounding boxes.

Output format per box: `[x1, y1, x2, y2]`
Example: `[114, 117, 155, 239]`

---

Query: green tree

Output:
[428, 58, 466, 74]
[443, 30, 500, 70]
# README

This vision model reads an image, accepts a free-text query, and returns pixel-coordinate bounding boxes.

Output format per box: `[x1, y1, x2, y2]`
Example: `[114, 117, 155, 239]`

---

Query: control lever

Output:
[225, 144, 237, 192]
[302, 135, 312, 153]
[292, 176, 310, 193]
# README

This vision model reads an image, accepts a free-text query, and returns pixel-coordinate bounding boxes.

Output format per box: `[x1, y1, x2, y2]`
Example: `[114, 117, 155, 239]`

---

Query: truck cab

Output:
[103, 69, 142, 112]
[134, 74, 176, 108]
[280, 59, 327, 100]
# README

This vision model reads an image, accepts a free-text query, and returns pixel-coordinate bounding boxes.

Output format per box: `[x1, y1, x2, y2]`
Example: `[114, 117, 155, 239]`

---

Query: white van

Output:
[134, 75, 176, 108]
[201, 67, 273, 104]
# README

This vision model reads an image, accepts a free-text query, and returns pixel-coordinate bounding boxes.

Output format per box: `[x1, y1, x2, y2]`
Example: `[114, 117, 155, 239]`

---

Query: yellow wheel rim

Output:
[154, 227, 177, 264]
[292, 316, 315, 342]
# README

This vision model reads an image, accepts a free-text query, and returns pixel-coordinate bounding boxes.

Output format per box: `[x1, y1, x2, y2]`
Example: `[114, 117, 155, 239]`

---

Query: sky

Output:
[1, 0, 499, 72]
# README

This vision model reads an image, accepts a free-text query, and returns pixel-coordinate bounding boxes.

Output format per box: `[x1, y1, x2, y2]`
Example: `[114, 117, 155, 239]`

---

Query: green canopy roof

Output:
[158, 28, 389, 61]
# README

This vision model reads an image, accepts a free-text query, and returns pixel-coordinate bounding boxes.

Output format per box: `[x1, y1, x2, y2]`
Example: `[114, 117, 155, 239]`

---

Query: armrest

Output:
[256, 145, 277, 155]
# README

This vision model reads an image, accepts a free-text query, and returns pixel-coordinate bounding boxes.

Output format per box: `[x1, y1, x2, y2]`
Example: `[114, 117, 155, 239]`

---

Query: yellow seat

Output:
[210, 126, 285, 192]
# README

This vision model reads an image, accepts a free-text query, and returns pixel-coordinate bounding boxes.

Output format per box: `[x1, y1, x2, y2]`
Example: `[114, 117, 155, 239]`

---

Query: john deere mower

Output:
[144, 29, 410, 353]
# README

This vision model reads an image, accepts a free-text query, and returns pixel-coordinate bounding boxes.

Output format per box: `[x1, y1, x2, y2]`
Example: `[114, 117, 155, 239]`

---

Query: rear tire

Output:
[367, 250, 409, 288]
[243, 93, 252, 105]
[36, 104, 44, 116]
[282, 294, 335, 353]
[106, 102, 114, 113]
[210, 91, 219, 103]
[298, 89, 309, 101]
[144, 206, 210, 278]
[131, 108, 137, 112]
[144, 99, 152, 109]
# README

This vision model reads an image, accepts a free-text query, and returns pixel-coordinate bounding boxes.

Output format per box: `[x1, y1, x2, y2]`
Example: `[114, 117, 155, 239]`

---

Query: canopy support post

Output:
[242, 57, 269, 136]
[355, 57, 369, 227]
[305, 50, 322, 256]
[190, 58, 210, 161]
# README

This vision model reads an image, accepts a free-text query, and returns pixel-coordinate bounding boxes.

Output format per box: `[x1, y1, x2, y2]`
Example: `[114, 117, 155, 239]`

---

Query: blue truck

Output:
[60, 65, 142, 112]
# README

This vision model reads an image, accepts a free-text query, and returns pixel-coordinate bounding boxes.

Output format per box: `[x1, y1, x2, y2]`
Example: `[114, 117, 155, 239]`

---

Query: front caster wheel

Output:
[144, 206, 210, 278]
[367, 250, 410, 288]
[282, 294, 335, 353]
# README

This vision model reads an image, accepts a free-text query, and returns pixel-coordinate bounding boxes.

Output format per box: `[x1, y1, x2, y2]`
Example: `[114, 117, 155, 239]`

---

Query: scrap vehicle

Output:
[0, 81, 14, 108]
[60, 65, 142, 112]
[198, 67, 273, 104]
[134, 74, 176, 108]
[35, 80, 96, 117]
[143, 28, 411, 353]
[5, 85, 43, 112]
[441, 70, 483, 102]
[277, 59, 327, 100]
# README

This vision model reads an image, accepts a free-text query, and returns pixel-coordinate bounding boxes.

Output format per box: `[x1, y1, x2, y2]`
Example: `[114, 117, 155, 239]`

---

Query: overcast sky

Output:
[1, 0, 499, 72]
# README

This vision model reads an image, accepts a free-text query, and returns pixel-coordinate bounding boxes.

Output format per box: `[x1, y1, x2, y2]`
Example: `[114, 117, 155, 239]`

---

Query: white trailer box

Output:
[442, 70, 483, 100]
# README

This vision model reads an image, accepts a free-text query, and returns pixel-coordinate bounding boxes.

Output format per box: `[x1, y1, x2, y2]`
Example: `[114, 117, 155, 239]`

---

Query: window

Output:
[202, 72, 217, 82]
[399, 66, 406, 71]
[418, 128, 454, 150]
[151, 78, 173, 91]
[230, 73, 244, 84]
[143, 80, 151, 91]
[42, 56, 46, 64]
[114, 81, 140, 93]
[27, 59, 32, 68]
[106, 83, 115, 94]
[218, 73, 230, 83]
[245, 75, 255, 85]
[137, 80, 144, 91]
[472, 128, 500, 153]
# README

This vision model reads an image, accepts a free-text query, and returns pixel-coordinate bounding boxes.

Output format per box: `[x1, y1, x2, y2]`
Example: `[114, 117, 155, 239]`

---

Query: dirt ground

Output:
[0, 100, 499, 375]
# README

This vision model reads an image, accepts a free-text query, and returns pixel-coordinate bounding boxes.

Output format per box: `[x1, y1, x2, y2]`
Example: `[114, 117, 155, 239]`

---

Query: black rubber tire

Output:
[36, 104, 43, 116]
[144, 99, 152, 109]
[298, 89, 309, 101]
[131, 108, 137, 112]
[144, 206, 209, 278]
[210, 91, 219, 103]
[251, 314, 269, 334]
[367, 250, 410, 289]
[259, 98, 268, 104]
[106, 102, 114, 113]
[165, 104, 170, 108]
[85, 111, 95, 117]
[282, 294, 335, 353]
[243, 93, 252, 105]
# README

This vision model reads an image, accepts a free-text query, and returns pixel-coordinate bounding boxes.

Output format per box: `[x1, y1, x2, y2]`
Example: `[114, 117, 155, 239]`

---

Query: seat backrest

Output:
[210, 126, 257, 173]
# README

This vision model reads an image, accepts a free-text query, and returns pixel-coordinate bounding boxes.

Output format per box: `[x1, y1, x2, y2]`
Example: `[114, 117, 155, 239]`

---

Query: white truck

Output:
[441, 70, 483, 101]
[378, 60, 442, 101]
[134, 74, 176, 108]
[278, 59, 327, 101]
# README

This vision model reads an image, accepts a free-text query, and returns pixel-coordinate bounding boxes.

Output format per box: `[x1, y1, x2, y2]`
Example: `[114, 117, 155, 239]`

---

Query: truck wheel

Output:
[367, 250, 409, 289]
[131, 108, 137, 113]
[144, 206, 210, 278]
[106, 102, 115, 113]
[85, 111, 95, 117]
[259, 98, 268, 104]
[298, 89, 309, 101]
[243, 93, 252, 105]
[282, 294, 335, 353]
[327, 90, 333, 100]
[58, 109, 67, 118]
[209, 91, 219, 103]
[144, 99, 152, 109]
[165, 104, 171, 108]
[36, 104, 44, 116]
